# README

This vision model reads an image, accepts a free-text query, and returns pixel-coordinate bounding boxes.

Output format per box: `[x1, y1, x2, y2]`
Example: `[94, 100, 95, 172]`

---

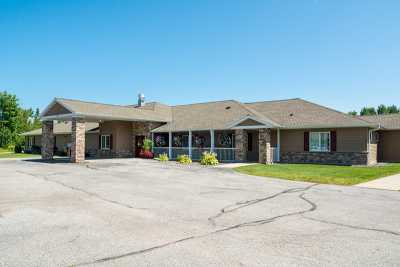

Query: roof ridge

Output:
[171, 99, 236, 107]
[56, 98, 144, 109]
[299, 99, 374, 126]
[244, 98, 301, 104]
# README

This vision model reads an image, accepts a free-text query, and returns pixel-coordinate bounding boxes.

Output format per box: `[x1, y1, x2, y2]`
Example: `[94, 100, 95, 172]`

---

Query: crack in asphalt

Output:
[302, 216, 400, 236]
[16, 171, 146, 211]
[208, 184, 317, 226]
[72, 186, 318, 266]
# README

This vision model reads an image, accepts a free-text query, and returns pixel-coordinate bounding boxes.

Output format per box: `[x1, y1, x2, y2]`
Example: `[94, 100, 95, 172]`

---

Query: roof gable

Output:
[237, 118, 265, 127]
[43, 102, 72, 117]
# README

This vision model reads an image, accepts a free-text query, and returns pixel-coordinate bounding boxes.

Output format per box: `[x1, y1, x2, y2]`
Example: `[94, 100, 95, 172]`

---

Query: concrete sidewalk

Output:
[356, 174, 400, 191]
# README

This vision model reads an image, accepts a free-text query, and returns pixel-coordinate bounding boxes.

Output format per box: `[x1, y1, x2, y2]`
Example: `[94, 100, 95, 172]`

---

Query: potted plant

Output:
[139, 138, 154, 159]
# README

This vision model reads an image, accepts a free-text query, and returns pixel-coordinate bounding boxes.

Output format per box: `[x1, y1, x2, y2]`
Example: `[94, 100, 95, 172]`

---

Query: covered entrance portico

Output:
[152, 115, 281, 164]
[228, 115, 281, 164]
[40, 98, 170, 163]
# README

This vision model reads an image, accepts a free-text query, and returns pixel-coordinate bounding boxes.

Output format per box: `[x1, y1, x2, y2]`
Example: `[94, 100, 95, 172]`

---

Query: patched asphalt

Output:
[0, 158, 399, 266]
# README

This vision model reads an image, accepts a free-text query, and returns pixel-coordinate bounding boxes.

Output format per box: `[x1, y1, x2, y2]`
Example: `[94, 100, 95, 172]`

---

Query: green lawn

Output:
[0, 148, 39, 159]
[235, 163, 400, 185]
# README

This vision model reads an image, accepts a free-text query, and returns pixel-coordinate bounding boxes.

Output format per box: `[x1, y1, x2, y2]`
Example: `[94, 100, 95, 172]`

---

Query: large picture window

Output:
[101, 135, 111, 150]
[309, 132, 330, 152]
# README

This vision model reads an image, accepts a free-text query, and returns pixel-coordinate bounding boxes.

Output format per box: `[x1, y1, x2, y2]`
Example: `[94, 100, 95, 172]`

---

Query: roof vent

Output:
[225, 106, 231, 110]
[289, 113, 294, 117]
[138, 93, 145, 107]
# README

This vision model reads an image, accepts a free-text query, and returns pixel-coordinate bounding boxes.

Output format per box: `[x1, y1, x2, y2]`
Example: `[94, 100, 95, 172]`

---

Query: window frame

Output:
[101, 134, 111, 150]
[309, 132, 331, 152]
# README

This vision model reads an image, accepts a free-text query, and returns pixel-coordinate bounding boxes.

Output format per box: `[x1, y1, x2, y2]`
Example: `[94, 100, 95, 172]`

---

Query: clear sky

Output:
[1, 0, 399, 112]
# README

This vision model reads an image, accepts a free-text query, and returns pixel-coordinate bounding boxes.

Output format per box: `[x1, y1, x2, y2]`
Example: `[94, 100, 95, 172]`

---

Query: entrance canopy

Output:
[41, 98, 172, 123]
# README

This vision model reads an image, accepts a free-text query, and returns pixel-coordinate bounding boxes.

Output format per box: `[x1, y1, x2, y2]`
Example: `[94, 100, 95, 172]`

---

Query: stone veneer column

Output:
[368, 143, 378, 165]
[71, 118, 86, 163]
[235, 129, 247, 162]
[259, 128, 272, 164]
[41, 121, 54, 160]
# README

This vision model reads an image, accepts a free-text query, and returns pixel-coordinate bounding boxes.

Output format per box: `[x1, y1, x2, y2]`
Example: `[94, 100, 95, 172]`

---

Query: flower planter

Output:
[139, 149, 154, 159]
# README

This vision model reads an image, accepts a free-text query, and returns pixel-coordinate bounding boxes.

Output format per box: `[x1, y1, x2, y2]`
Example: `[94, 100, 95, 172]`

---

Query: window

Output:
[101, 135, 111, 150]
[309, 132, 330, 152]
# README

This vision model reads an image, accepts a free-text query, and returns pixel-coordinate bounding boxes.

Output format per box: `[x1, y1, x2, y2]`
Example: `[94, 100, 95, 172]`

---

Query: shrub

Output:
[157, 153, 169, 161]
[3, 144, 15, 152]
[14, 144, 23, 153]
[177, 154, 192, 164]
[200, 151, 219, 166]
[30, 145, 41, 154]
[142, 138, 153, 152]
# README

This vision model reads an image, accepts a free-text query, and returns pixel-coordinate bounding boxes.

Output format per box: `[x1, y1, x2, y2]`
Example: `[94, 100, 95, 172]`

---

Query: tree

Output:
[377, 104, 388, 115]
[0, 91, 41, 147]
[360, 107, 377, 116]
[348, 111, 358, 116]
[352, 104, 400, 116]
[387, 105, 399, 114]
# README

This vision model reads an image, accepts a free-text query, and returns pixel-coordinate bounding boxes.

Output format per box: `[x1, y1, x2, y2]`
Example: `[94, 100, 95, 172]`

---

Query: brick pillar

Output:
[259, 128, 272, 164]
[71, 118, 86, 163]
[235, 129, 247, 162]
[41, 121, 54, 160]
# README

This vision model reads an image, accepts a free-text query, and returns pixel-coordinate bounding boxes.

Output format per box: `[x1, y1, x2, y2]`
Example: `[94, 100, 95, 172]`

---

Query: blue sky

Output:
[1, 0, 399, 112]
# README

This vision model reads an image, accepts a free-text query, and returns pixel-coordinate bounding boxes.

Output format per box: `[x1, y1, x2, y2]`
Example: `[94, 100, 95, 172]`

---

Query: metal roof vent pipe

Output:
[137, 93, 145, 107]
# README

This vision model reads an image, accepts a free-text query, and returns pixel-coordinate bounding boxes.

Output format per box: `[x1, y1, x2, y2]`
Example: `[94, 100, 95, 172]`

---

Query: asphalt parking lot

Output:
[0, 158, 399, 266]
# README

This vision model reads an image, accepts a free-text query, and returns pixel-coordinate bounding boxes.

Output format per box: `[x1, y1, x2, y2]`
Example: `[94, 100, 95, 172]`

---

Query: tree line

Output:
[0, 91, 41, 149]
[349, 104, 400, 116]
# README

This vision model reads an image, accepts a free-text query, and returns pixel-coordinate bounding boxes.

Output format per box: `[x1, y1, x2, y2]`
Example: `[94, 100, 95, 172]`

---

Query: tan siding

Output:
[380, 130, 400, 162]
[281, 130, 304, 153]
[100, 121, 133, 153]
[280, 128, 369, 153]
[86, 134, 99, 151]
[55, 134, 70, 151]
[336, 128, 368, 152]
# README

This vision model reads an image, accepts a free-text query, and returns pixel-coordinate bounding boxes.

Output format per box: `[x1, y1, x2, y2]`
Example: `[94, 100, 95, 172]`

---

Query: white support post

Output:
[277, 128, 281, 162]
[151, 132, 154, 153]
[188, 131, 192, 158]
[168, 132, 172, 159]
[210, 129, 215, 152]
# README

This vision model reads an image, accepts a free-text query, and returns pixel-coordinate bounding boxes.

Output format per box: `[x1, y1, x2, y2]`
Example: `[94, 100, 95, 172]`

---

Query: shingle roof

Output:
[21, 122, 99, 136]
[152, 98, 374, 132]
[359, 114, 400, 130]
[39, 97, 376, 133]
[245, 98, 374, 129]
[152, 100, 280, 132]
[42, 98, 172, 122]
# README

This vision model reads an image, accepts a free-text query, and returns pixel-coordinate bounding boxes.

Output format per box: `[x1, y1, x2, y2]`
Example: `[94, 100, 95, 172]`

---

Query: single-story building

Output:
[21, 95, 400, 165]
[359, 114, 400, 163]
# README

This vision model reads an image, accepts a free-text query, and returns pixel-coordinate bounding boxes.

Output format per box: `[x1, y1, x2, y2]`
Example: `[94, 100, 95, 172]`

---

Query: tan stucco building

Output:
[21, 95, 400, 165]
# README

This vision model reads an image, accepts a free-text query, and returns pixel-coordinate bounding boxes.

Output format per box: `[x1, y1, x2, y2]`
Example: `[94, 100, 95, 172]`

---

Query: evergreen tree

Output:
[387, 105, 399, 114]
[360, 107, 377, 116]
[377, 104, 388, 115]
